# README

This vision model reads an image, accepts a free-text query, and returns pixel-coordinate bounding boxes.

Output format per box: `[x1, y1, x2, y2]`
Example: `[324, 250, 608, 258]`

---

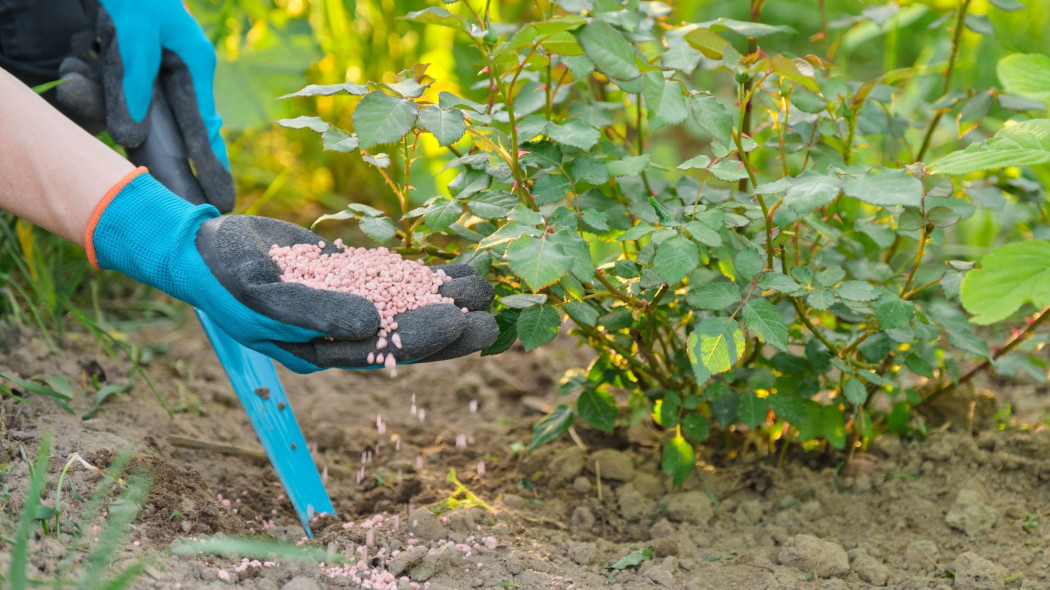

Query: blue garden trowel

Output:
[127, 86, 333, 536]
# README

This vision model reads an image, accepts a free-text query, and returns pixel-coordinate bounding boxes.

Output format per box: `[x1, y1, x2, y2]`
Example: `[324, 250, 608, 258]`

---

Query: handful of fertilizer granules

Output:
[269, 239, 464, 375]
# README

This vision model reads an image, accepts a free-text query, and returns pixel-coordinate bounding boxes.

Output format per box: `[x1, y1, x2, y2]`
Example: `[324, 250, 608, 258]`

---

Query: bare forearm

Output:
[0, 67, 134, 246]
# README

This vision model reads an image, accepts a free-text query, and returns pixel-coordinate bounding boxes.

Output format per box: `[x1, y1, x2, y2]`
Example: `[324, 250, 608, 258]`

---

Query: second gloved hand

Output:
[57, 0, 234, 212]
[87, 168, 498, 373]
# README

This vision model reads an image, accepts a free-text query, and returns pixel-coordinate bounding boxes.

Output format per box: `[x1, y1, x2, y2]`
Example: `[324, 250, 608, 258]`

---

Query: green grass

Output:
[1, 434, 153, 590]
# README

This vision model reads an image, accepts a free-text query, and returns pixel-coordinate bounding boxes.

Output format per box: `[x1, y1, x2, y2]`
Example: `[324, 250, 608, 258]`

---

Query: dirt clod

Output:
[388, 545, 428, 576]
[652, 538, 678, 557]
[851, 552, 890, 586]
[905, 540, 940, 568]
[588, 449, 635, 481]
[778, 534, 850, 578]
[664, 491, 713, 525]
[645, 556, 678, 586]
[953, 552, 1005, 590]
[946, 489, 998, 537]
[408, 508, 447, 541]
[567, 541, 597, 565]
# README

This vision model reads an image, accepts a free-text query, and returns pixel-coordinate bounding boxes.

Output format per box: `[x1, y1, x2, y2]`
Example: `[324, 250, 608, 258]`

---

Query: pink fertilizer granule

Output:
[269, 240, 457, 375]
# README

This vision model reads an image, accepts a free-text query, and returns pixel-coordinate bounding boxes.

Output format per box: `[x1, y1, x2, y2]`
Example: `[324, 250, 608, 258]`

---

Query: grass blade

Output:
[10, 433, 52, 589]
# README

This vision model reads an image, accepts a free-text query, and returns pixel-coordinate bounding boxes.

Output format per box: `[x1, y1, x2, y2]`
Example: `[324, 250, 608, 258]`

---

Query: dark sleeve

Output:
[0, 0, 87, 99]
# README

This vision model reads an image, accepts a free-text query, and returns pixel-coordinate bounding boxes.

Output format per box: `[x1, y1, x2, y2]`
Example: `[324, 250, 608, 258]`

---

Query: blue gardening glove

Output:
[86, 169, 499, 374]
[57, 0, 234, 213]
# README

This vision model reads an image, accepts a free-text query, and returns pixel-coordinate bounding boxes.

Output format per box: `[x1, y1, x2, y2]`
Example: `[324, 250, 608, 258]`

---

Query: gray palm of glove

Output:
[196, 215, 498, 369]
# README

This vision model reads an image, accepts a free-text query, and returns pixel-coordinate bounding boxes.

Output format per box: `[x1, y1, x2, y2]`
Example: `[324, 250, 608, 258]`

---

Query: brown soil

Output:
[2, 313, 1050, 590]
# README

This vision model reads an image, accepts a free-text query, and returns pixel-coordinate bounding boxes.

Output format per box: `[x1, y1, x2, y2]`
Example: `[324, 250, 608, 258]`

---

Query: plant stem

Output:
[921, 306, 1050, 406]
[915, 0, 972, 162]
[501, 44, 542, 210]
[635, 93, 654, 195]
[899, 224, 929, 298]
[792, 297, 841, 356]
[901, 278, 942, 300]
[593, 268, 640, 309]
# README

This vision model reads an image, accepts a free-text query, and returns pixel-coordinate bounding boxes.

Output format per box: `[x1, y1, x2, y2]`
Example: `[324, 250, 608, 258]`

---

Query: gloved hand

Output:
[57, 0, 234, 213]
[87, 168, 499, 373]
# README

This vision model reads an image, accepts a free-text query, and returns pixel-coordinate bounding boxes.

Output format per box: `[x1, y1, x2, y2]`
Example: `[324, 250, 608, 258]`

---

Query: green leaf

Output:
[843, 377, 868, 405]
[876, 293, 914, 329]
[277, 82, 368, 99]
[438, 91, 487, 113]
[505, 235, 575, 291]
[82, 382, 133, 420]
[930, 119, 1050, 175]
[989, 0, 1025, 10]
[708, 160, 749, 182]
[353, 91, 419, 149]
[546, 119, 601, 151]
[467, 191, 518, 219]
[961, 240, 1050, 324]
[696, 17, 796, 38]
[737, 392, 768, 428]
[500, 294, 547, 308]
[418, 106, 466, 146]
[531, 173, 573, 205]
[677, 154, 712, 170]
[684, 27, 729, 59]
[653, 236, 700, 285]
[757, 172, 842, 222]
[577, 388, 617, 432]
[690, 95, 734, 148]
[400, 6, 465, 29]
[771, 54, 820, 92]
[618, 223, 658, 242]
[276, 116, 329, 133]
[571, 157, 611, 185]
[384, 78, 429, 99]
[1, 374, 74, 412]
[642, 72, 689, 129]
[575, 20, 640, 80]
[44, 376, 75, 400]
[564, 301, 600, 326]
[820, 405, 846, 449]
[743, 298, 789, 351]
[767, 392, 807, 424]
[842, 168, 922, 208]
[836, 280, 879, 301]
[362, 153, 391, 168]
[735, 249, 763, 281]
[686, 282, 741, 310]
[657, 392, 681, 428]
[998, 54, 1050, 104]
[516, 305, 562, 351]
[322, 127, 359, 152]
[930, 305, 990, 358]
[610, 547, 653, 570]
[757, 272, 803, 295]
[607, 155, 651, 177]
[423, 198, 462, 231]
[529, 404, 574, 450]
[483, 308, 521, 356]
[815, 267, 845, 287]
[683, 221, 723, 247]
[808, 290, 834, 310]
[358, 216, 396, 242]
[662, 435, 695, 488]
[681, 413, 710, 443]
[687, 317, 745, 384]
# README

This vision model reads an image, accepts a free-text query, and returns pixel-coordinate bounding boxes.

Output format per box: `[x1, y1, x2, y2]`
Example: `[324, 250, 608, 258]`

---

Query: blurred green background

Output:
[192, 0, 1050, 228]
[4, 0, 1049, 344]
